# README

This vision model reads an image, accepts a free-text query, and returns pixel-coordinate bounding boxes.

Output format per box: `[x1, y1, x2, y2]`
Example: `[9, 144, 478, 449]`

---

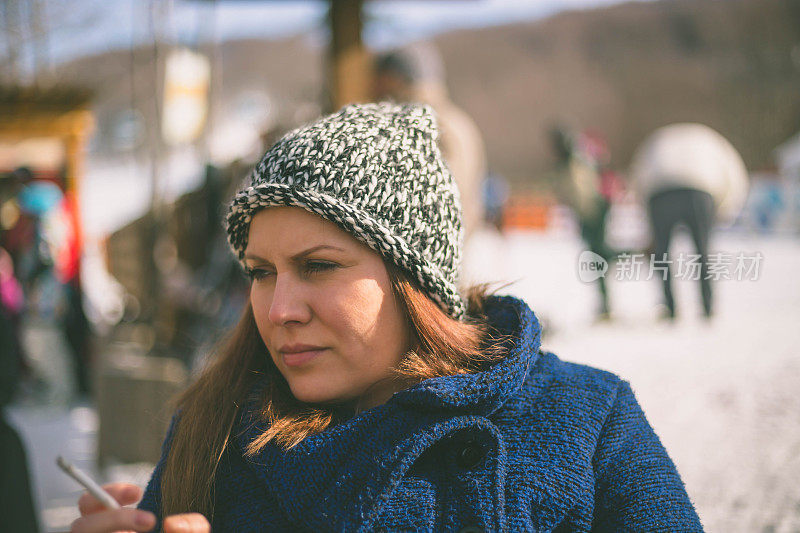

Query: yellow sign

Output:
[162, 48, 210, 146]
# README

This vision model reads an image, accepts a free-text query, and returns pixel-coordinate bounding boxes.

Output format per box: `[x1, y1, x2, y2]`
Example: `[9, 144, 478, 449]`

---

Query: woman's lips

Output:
[281, 348, 327, 367]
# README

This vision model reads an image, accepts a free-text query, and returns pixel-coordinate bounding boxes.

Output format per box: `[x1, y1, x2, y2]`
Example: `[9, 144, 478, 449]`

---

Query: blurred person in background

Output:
[551, 126, 618, 320]
[1, 245, 41, 533]
[373, 42, 486, 239]
[159, 163, 252, 368]
[9, 167, 64, 325]
[1, 170, 33, 380]
[630, 123, 749, 320]
[482, 170, 510, 232]
[70, 103, 701, 533]
[752, 174, 785, 233]
[581, 129, 626, 207]
[8, 166, 92, 395]
[55, 192, 92, 396]
[0, 246, 25, 375]
[1, 167, 41, 291]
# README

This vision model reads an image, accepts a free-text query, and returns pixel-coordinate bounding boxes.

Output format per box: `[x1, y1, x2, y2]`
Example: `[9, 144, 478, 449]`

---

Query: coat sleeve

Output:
[137, 413, 180, 530]
[591, 381, 704, 532]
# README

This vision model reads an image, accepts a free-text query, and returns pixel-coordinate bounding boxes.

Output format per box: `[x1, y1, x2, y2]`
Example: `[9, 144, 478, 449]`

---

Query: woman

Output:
[72, 103, 702, 532]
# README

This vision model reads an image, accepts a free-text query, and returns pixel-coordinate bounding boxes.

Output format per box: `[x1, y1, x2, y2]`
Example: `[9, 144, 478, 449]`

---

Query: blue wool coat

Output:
[139, 296, 703, 532]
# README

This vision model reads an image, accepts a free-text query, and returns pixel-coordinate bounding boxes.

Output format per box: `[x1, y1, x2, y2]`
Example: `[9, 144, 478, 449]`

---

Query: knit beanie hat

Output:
[226, 102, 466, 318]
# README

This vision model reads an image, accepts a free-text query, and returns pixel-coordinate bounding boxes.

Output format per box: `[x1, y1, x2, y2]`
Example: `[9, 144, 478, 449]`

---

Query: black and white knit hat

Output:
[226, 102, 466, 318]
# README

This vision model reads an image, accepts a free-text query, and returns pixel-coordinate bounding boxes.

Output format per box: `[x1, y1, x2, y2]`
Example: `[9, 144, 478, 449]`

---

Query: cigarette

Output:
[56, 455, 120, 510]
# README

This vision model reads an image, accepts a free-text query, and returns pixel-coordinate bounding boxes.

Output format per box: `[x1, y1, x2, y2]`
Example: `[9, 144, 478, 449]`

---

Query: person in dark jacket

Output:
[71, 103, 702, 533]
[1, 248, 40, 533]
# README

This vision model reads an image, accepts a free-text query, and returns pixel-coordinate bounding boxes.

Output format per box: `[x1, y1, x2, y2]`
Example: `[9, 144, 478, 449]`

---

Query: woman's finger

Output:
[77, 483, 144, 516]
[70, 508, 155, 533]
[163, 513, 211, 533]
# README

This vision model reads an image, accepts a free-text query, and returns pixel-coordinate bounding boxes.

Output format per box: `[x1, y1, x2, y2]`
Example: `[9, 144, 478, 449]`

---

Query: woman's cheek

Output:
[250, 285, 272, 334]
[329, 278, 389, 332]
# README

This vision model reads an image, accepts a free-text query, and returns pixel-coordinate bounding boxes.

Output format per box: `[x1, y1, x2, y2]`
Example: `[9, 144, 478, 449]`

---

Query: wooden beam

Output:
[328, 0, 369, 110]
[0, 109, 94, 140]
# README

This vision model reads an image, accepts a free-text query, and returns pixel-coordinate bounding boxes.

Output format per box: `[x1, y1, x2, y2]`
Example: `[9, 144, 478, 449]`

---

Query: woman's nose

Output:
[267, 274, 312, 326]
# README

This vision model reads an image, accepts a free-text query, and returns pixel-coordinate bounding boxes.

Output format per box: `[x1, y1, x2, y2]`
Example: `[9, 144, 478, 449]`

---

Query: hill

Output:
[56, 0, 800, 187]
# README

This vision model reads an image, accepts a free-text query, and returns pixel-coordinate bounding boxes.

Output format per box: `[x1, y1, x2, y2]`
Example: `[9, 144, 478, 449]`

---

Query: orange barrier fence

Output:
[502, 196, 554, 230]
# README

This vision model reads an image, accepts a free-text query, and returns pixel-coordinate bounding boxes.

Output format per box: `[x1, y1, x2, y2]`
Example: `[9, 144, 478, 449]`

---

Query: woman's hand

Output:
[71, 482, 210, 533]
[161, 514, 211, 533]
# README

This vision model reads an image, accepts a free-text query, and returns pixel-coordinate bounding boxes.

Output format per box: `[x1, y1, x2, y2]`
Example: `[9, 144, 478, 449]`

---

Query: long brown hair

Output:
[160, 263, 507, 520]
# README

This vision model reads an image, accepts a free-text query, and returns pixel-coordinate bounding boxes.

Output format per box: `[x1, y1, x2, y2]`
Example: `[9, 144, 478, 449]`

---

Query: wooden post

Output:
[328, 0, 370, 110]
[63, 111, 93, 198]
[63, 111, 93, 259]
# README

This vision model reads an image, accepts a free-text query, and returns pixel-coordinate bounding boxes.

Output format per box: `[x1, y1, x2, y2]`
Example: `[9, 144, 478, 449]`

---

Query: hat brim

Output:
[227, 183, 465, 318]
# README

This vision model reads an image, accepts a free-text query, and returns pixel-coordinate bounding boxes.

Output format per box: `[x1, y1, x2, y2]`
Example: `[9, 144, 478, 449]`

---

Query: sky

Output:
[26, 0, 655, 67]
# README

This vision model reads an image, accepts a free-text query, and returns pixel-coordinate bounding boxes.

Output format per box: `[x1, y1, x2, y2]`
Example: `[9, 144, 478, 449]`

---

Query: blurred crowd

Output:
[1, 166, 89, 397]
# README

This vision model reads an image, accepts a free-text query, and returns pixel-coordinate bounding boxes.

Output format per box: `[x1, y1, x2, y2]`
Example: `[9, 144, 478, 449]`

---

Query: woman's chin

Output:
[288, 381, 347, 405]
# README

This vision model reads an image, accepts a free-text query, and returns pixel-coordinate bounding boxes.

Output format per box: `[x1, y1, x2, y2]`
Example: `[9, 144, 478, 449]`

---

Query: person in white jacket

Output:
[630, 123, 749, 319]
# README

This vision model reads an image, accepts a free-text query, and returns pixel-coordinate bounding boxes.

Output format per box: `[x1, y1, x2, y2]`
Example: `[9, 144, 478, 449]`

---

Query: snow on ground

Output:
[464, 226, 800, 532]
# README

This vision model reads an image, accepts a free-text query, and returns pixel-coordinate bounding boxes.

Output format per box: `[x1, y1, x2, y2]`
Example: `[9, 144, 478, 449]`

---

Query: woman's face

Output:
[245, 206, 412, 409]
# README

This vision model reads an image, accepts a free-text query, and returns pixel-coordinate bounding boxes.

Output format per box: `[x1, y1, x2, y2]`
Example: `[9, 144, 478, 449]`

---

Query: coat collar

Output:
[390, 295, 541, 416]
[234, 295, 541, 531]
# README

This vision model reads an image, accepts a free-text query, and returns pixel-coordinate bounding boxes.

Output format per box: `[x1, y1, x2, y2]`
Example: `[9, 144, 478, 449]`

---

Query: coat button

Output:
[455, 441, 485, 469]
[458, 527, 485, 533]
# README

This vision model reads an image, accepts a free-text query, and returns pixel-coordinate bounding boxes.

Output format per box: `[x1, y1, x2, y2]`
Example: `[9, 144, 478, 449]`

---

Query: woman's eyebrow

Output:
[291, 245, 346, 260]
[243, 245, 346, 263]
[243, 253, 270, 264]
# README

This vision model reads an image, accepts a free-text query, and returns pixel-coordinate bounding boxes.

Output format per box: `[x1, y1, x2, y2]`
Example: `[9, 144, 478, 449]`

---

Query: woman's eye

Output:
[304, 261, 338, 275]
[247, 268, 274, 281]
